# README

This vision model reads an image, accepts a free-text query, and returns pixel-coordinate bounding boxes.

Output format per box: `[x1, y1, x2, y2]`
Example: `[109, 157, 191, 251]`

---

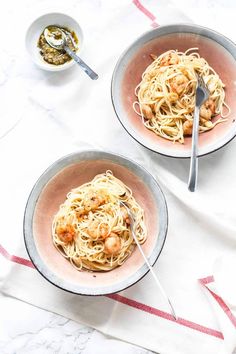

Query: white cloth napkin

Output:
[1, 1, 236, 353]
[199, 257, 236, 354]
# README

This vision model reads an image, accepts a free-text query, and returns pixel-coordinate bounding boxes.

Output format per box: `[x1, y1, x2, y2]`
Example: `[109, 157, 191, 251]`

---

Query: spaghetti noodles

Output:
[52, 171, 147, 271]
[133, 48, 230, 143]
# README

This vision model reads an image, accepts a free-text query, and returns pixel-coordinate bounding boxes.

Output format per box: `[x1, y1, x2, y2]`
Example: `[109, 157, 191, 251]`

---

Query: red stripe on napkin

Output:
[107, 293, 224, 339]
[0, 244, 224, 339]
[132, 0, 159, 27]
[199, 276, 236, 328]
[199, 275, 215, 284]
[0, 244, 35, 268]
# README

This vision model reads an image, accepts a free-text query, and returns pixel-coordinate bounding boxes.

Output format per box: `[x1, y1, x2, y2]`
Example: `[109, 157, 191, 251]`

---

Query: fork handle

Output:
[188, 106, 200, 192]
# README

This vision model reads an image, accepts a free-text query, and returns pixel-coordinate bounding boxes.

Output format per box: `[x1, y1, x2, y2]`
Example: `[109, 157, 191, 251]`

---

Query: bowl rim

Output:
[23, 149, 168, 296]
[25, 12, 84, 72]
[111, 23, 236, 159]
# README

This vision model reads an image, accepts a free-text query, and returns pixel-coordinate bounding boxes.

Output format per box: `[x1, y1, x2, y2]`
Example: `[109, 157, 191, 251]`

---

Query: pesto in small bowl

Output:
[38, 26, 78, 66]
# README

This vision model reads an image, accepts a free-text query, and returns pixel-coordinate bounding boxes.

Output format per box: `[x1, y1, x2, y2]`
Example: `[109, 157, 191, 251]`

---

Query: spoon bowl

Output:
[43, 27, 66, 49]
[44, 25, 98, 80]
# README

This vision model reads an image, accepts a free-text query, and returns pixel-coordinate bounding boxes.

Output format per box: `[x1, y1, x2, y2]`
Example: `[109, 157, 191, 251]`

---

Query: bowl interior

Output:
[26, 13, 83, 71]
[25, 152, 167, 295]
[112, 26, 236, 157]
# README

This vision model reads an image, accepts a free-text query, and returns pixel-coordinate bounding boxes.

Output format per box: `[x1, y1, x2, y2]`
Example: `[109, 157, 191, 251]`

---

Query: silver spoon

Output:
[120, 201, 177, 320]
[44, 26, 98, 80]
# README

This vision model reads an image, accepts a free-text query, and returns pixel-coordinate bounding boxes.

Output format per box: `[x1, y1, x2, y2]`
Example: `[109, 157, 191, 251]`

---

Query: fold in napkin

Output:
[200, 257, 236, 354]
[1, 1, 236, 354]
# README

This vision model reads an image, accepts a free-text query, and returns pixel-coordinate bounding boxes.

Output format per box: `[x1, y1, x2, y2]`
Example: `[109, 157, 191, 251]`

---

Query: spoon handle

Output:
[64, 46, 98, 80]
[132, 230, 177, 320]
[120, 202, 177, 320]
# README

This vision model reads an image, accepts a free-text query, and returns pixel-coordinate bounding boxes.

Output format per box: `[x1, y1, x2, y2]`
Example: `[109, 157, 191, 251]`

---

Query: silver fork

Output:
[188, 76, 209, 192]
[120, 201, 177, 320]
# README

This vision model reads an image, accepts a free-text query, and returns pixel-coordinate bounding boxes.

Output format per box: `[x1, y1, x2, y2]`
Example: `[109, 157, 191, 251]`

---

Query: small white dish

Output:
[25, 12, 83, 72]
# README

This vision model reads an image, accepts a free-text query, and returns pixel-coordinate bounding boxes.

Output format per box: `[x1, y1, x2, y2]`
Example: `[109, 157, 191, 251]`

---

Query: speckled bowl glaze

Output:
[112, 24, 236, 158]
[24, 150, 168, 295]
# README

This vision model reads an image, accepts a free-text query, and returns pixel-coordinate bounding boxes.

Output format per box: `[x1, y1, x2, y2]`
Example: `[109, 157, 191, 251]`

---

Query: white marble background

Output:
[0, 294, 152, 354]
[1, 0, 236, 353]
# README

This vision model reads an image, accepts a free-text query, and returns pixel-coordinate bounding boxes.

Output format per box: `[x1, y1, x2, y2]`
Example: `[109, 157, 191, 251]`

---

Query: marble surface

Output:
[1, 0, 236, 353]
[0, 295, 94, 354]
[0, 294, 152, 354]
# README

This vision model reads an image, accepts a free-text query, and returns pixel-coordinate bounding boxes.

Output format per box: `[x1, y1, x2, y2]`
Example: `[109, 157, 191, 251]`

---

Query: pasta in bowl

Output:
[112, 24, 236, 158]
[52, 171, 147, 272]
[134, 48, 229, 144]
[24, 150, 167, 295]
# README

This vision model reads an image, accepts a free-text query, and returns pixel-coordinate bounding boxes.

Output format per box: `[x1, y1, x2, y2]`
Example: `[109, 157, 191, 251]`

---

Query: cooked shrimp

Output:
[200, 106, 212, 120]
[170, 74, 189, 95]
[76, 208, 86, 218]
[183, 120, 193, 135]
[200, 98, 215, 120]
[120, 206, 130, 225]
[56, 224, 75, 243]
[83, 191, 106, 212]
[167, 92, 179, 103]
[204, 98, 215, 114]
[87, 220, 109, 240]
[200, 107, 211, 121]
[206, 75, 219, 93]
[104, 232, 121, 255]
[160, 52, 179, 66]
[141, 104, 154, 120]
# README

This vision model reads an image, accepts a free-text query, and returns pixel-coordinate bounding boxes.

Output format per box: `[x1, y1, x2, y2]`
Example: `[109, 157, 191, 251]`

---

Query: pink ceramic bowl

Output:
[111, 24, 236, 158]
[24, 150, 168, 295]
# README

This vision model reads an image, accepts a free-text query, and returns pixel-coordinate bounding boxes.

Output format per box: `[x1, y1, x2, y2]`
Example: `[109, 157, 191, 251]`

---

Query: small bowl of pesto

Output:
[26, 13, 83, 71]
